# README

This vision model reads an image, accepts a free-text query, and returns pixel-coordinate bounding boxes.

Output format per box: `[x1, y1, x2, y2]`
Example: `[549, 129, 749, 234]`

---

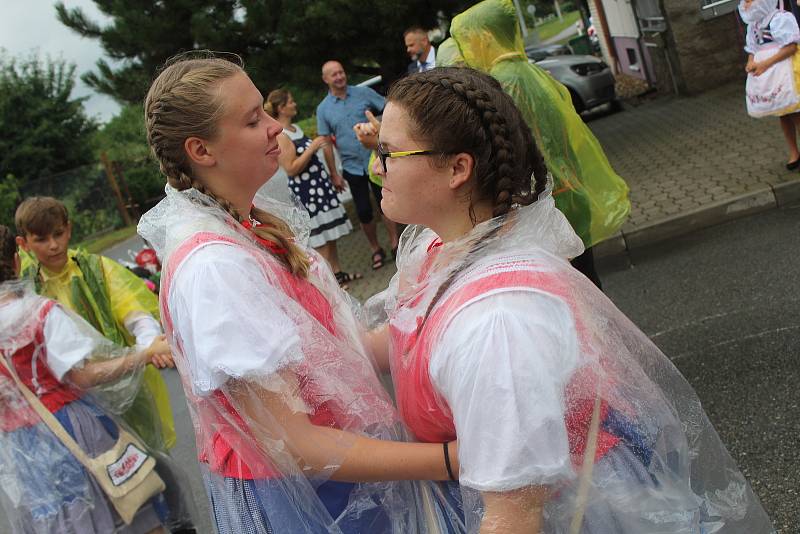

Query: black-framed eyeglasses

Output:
[376, 142, 439, 173]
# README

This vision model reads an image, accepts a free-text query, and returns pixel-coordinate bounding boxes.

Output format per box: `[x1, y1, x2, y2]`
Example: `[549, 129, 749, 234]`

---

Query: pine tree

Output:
[56, 0, 473, 111]
[0, 53, 97, 182]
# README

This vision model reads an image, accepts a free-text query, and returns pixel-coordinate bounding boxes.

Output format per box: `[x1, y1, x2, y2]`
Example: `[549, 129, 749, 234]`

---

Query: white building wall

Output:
[588, 0, 616, 71]
[601, 0, 640, 38]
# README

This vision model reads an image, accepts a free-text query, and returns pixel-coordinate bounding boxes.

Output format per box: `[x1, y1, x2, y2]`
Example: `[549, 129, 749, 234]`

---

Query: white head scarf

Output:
[739, 0, 780, 26]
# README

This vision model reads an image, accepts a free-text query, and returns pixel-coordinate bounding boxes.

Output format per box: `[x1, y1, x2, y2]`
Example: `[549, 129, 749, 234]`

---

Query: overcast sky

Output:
[1, 0, 120, 122]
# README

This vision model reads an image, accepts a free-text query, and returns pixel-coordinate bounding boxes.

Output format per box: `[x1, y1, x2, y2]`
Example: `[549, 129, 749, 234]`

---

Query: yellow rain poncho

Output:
[438, 0, 630, 247]
[20, 249, 177, 451]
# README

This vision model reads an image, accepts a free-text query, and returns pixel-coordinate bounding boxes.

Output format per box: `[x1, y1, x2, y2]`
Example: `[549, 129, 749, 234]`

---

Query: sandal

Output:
[371, 248, 387, 270]
[335, 271, 363, 290]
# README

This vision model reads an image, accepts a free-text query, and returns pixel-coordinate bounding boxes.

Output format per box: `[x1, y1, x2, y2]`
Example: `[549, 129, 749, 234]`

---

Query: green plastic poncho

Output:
[438, 0, 630, 247]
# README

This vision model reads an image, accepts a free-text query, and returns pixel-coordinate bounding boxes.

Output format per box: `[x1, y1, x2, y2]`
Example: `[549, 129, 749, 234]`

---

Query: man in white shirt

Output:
[404, 27, 436, 74]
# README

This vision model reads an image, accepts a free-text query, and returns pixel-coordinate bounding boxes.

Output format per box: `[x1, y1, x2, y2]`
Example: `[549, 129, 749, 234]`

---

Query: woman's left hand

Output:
[752, 61, 770, 77]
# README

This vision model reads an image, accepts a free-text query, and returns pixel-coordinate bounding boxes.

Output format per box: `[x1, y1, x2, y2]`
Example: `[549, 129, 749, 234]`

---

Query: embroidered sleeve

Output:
[770, 12, 800, 47]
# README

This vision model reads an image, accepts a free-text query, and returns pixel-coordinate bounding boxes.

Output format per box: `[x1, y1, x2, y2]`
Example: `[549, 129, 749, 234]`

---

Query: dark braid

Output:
[415, 225, 502, 336]
[0, 225, 17, 283]
[388, 67, 549, 331]
[388, 68, 548, 218]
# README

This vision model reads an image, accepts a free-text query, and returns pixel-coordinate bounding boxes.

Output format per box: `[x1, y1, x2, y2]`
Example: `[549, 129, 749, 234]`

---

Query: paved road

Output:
[1, 204, 797, 533]
[588, 83, 800, 233]
[599, 202, 800, 532]
[102, 233, 148, 265]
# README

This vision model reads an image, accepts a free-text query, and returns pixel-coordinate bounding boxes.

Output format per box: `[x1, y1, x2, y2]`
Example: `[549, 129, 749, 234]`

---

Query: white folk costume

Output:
[366, 193, 774, 533]
[138, 187, 461, 534]
[0, 280, 175, 534]
[741, 0, 800, 117]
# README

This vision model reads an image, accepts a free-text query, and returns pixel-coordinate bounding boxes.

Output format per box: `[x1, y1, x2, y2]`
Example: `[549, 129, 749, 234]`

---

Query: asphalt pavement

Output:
[599, 202, 800, 532]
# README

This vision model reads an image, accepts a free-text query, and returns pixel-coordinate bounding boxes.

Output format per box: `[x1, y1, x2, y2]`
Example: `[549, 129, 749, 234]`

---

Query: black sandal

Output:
[371, 248, 387, 270]
[335, 271, 363, 289]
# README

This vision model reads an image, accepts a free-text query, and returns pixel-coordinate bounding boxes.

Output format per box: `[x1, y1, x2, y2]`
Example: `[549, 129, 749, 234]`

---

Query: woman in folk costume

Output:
[0, 225, 178, 533]
[740, 0, 800, 168]
[140, 54, 464, 534]
[364, 67, 774, 532]
[435, 0, 629, 288]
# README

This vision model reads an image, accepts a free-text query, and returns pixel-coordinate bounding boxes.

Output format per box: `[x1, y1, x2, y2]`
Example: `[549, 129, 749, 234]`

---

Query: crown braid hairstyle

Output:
[144, 54, 310, 277]
[387, 67, 547, 219]
[387, 67, 549, 333]
[0, 225, 17, 283]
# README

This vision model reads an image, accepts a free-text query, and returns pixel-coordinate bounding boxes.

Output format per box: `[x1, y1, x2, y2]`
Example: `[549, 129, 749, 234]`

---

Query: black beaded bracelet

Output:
[443, 442, 456, 481]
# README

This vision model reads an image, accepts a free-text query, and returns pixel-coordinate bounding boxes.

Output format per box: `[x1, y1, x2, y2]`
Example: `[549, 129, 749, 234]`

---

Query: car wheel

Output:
[610, 98, 623, 112]
[568, 88, 585, 114]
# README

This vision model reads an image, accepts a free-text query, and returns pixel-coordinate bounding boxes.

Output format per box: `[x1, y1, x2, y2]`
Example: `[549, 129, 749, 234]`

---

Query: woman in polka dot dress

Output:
[266, 89, 360, 288]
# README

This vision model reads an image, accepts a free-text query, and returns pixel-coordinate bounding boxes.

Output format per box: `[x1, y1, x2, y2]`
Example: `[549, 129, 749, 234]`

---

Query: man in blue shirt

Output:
[317, 60, 399, 270]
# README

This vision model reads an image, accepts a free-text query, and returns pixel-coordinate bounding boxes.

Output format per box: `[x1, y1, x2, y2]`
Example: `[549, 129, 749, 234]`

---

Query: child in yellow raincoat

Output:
[15, 197, 176, 451]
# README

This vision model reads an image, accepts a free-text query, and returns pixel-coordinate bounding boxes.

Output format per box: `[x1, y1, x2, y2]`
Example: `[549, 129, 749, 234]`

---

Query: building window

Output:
[626, 48, 641, 71]
[635, 0, 666, 33]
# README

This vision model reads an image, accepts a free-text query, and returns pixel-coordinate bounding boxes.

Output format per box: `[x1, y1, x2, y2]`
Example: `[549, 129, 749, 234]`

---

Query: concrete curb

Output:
[594, 178, 800, 260]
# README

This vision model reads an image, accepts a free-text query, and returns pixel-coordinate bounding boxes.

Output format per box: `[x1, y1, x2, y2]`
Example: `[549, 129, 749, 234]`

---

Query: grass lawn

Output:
[76, 225, 138, 254]
[533, 11, 581, 43]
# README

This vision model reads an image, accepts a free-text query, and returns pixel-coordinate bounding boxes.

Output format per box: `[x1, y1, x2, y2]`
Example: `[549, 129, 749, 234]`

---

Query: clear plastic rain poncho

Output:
[365, 192, 774, 533]
[437, 0, 630, 248]
[138, 186, 461, 533]
[0, 279, 186, 533]
[19, 246, 177, 453]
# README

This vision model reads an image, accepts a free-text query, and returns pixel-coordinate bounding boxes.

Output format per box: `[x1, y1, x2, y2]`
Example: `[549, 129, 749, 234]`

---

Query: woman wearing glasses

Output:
[363, 66, 773, 533]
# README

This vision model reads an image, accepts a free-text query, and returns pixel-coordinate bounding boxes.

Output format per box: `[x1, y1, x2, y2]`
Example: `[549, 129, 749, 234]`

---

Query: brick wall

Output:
[661, 0, 746, 94]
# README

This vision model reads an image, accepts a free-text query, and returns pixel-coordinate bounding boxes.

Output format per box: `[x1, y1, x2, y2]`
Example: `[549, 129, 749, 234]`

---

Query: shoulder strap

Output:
[159, 232, 238, 334]
[424, 260, 567, 338]
[0, 351, 93, 468]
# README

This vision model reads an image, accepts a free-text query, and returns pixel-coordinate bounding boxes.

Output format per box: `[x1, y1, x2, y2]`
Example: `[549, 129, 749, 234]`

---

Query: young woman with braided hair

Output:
[139, 54, 465, 534]
[365, 67, 772, 533]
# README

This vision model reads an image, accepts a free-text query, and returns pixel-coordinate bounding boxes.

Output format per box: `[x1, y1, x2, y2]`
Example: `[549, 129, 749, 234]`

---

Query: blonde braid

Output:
[250, 207, 310, 277]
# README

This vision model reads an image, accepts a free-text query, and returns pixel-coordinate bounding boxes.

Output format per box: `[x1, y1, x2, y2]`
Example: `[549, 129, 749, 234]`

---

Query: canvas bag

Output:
[746, 1, 800, 117]
[0, 354, 166, 525]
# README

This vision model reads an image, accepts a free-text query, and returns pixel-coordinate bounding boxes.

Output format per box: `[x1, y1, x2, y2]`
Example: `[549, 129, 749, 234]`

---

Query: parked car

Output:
[356, 52, 617, 114]
[524, 43, 571, 62]
[533, 54, 618, 113]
